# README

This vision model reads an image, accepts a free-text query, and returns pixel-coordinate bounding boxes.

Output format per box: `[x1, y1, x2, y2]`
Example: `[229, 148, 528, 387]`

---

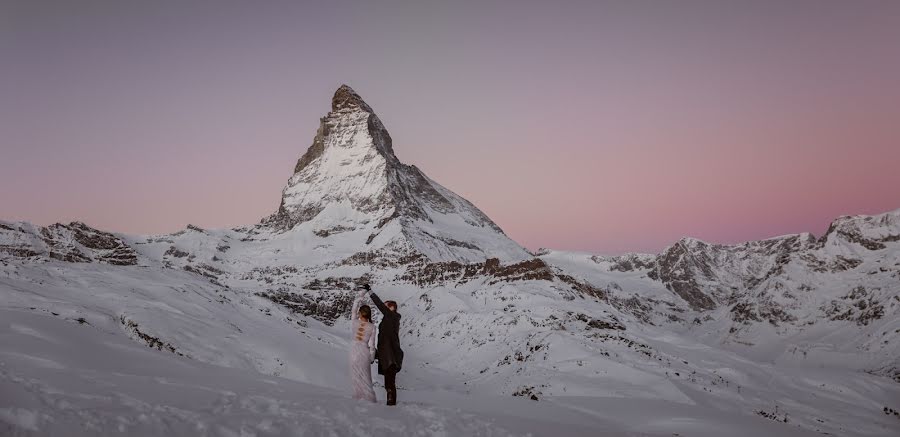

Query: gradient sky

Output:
[2, 0, 899, 254]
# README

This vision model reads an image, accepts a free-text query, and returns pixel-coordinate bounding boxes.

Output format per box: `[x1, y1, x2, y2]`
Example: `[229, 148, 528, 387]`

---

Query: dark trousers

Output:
[383, 370, 397, 405]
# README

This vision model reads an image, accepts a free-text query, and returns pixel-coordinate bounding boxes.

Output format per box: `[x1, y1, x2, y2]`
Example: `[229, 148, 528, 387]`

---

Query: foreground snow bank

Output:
[0, 308, 598, 436]
[2, 308, 853, 437]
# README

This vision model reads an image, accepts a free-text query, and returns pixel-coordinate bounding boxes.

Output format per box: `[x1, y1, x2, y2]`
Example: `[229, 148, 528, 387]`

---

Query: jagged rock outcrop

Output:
[819, 210, 900, 251]
[0, 221, 138, 265]
[575, 209, 900, 333]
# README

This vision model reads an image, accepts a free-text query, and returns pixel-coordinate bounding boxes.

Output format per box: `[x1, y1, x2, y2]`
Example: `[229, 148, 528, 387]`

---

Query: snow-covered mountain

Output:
[543, 209, 900, 381]
[2, 86, 898, 436]
[263, 85, 530, 263]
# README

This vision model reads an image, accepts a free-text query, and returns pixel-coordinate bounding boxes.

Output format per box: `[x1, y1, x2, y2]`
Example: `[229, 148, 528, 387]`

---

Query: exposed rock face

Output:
[397, 257, 557, 287]
[602, 253, 656, 272]
[640, 234, 818, 310]
[819, 211, 900, 251]
[67, 222, 139, 265]
[256, 288, 355, 326]
[582, 209, 900, 332]
[0, 221, 138, 266]
[262, 84, 530, 263]
[649, 239, 719, 310]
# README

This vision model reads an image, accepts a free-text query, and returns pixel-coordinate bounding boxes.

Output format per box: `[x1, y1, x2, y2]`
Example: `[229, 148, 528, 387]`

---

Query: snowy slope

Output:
[4, 253, 898, 436]
[3, 212, 898, 436]
[1, 307, 608, 437]
[11, 304, 864, 437]
[540, 209, 900, 385]
[1, 86, 899, 436]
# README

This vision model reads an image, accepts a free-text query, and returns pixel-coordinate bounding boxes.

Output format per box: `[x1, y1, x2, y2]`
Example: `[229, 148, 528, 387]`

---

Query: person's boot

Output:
[386, 388, 397, 406]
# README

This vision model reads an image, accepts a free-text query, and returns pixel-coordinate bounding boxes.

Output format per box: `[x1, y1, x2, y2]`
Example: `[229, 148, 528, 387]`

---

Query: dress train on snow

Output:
[349, 290, 377, 402]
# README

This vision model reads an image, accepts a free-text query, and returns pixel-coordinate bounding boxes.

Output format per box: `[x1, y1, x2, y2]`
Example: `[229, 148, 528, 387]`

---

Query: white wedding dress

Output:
[349, 290, 377, 402]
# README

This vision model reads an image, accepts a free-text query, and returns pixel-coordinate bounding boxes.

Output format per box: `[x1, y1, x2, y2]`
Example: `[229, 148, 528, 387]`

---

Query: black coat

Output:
[370, 292, 403, 374]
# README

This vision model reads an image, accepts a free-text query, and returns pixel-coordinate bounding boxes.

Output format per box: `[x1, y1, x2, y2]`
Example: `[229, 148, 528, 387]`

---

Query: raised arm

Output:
[351, 289, 366, 323]
[369, 292, 390, 315]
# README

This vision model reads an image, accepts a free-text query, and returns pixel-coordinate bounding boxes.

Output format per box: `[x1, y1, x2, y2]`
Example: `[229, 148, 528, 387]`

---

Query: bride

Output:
[350, 287, 377, 402]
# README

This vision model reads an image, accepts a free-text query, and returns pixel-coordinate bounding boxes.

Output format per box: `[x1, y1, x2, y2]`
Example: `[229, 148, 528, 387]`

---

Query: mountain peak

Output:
[262, 85, 530, 262]
[331, 84, 373, 113]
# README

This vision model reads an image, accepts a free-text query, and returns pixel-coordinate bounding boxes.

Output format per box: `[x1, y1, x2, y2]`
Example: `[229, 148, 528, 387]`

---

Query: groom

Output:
[363, 284, 403, 406]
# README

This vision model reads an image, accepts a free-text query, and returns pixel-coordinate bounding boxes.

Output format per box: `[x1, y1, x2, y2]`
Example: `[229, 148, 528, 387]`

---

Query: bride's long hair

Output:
[358, 305, 372, 323]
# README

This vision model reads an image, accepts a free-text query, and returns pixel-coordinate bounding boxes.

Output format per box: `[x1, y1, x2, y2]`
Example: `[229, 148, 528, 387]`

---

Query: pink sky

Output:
[1, 0, 898, 254]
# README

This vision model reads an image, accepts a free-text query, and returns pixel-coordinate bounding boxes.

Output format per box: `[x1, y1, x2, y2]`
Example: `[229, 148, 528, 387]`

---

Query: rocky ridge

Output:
[262, 84, 529, 263]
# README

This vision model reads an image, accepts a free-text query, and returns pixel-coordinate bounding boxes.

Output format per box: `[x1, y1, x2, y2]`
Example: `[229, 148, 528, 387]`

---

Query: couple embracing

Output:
[349, 284, 403, 405]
